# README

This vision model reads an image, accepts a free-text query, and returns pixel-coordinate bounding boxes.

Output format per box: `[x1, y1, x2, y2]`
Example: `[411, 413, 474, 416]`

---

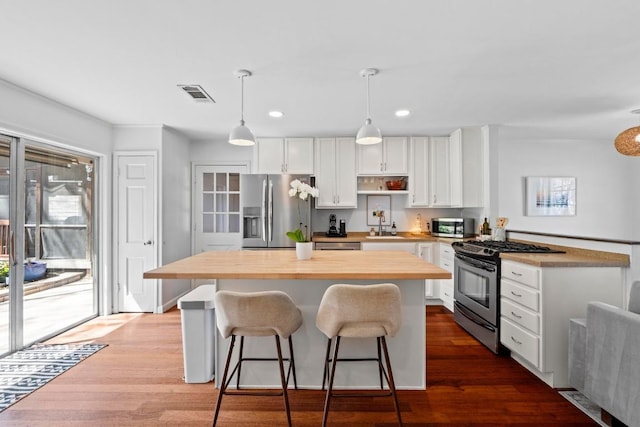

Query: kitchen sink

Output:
[365, 235, 405, 239]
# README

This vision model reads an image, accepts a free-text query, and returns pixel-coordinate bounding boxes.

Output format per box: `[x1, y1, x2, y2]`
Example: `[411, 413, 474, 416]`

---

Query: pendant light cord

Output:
[240, 74, 245, 125]
[365, 73, 371, 121]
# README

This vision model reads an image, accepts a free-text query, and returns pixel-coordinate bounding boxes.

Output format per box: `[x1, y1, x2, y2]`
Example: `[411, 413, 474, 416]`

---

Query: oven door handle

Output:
[454, 301, 496, 332]
[455, 253, 497, 272]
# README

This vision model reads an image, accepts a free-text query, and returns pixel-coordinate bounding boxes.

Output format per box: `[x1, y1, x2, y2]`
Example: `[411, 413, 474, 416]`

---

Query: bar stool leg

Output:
[381, 336, 403, 426]
[322, 336, 341, 427]
[377, 338, 384, 389]
[321, 338, 332, 390]
[275, 335, 293, 427]
[213, 335, 236, 427]
[287, 336, 298, 389]
[236, 336, 245, 389]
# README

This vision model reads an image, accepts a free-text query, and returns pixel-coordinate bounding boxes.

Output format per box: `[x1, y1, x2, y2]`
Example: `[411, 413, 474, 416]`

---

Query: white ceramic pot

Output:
[296, 241, 313, 260]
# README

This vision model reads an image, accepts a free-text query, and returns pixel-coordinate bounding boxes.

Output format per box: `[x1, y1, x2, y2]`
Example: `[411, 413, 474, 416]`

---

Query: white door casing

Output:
[116, 154, 157, 312]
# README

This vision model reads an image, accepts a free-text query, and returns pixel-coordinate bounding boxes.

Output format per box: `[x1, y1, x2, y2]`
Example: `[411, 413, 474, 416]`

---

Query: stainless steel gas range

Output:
[451, 240, 564, 354]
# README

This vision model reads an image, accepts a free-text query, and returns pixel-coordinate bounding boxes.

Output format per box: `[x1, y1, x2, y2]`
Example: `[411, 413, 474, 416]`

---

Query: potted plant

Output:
[286, 179, 319, 259]
[0, 261, 8, 285]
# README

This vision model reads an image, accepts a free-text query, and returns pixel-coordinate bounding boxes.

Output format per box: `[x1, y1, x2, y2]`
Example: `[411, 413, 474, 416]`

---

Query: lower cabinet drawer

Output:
[439, 279, 454, 312]
[501, 317, 540, 368]
[501, 298, 540, 334]
[501, 278, 539, 312]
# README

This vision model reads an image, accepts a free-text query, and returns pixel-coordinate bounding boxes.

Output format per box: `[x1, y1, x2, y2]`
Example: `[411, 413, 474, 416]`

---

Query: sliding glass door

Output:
[0, 134, 98, 356]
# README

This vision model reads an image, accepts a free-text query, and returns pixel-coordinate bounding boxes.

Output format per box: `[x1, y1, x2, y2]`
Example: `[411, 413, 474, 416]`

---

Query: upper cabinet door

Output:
[314, 137, 337, 208]
[284, 138, 314, 174]
[430, 136, 451, 206]
[255, 138, 285, 174]
[408, 137, 430, 207]
[314, 137, 356, 208]
[356, 142, 384, 174]
[356, 137, 408, 175]
[382, 137, 408, 175]
[449, 129, 463, 207]
[255, 137, 314, 174]
[334, 137, 357, 207]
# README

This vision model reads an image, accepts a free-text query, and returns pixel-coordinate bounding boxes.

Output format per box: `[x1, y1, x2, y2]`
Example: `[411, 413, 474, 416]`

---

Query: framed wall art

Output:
[525, 176, 576, 216]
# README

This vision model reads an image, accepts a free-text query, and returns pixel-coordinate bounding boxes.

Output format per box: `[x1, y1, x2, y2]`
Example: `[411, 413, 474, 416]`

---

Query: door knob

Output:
[144, 240, 153, 245]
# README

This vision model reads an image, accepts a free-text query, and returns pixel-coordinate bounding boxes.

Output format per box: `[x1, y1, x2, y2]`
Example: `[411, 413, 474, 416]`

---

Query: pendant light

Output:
[228, 69, 255, 146]
[356, 68, 382, 145]
[614, 109, 640, 156]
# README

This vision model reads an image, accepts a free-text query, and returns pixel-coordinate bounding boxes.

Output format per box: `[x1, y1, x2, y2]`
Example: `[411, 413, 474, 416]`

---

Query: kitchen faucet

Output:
[378, 212, 385, 236]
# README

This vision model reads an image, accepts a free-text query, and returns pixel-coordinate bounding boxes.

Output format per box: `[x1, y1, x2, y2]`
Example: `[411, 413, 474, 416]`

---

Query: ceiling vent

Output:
[177, 84, 215, 103]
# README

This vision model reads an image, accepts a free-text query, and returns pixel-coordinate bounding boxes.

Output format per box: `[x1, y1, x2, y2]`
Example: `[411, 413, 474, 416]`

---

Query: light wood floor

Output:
[0, 306, 597, 426]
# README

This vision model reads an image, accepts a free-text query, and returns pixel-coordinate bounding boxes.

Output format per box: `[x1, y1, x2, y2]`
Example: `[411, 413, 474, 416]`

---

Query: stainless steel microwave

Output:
[431, 218, 475, 238]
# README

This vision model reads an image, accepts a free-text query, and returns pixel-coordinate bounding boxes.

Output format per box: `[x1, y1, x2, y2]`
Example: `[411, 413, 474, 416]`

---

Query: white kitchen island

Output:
[144, 250, 451, 390]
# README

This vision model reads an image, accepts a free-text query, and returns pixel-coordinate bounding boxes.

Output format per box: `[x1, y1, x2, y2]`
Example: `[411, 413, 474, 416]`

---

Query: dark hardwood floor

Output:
[0, 306, 597, 426]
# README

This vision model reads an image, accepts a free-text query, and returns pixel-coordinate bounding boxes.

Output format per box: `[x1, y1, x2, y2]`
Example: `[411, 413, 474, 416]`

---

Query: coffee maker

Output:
[326, 214, 347, 237]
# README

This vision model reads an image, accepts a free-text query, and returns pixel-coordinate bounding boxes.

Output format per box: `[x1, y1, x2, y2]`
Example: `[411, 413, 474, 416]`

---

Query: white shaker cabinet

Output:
[408, 137, 430, 207]
[500, 260, 623, 388]
[437, 242, 455, 311]
[430, 136, 451, 207]
[254, 137, 314, 174]
[449, 127, 485, 208]
[357, 137, 408, 175]
[418, 243, 437, 299]
[314, 137, 357, 209]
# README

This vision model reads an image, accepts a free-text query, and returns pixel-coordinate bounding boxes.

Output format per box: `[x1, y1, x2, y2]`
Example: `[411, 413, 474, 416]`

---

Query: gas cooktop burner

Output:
[452, 240, 565, 259]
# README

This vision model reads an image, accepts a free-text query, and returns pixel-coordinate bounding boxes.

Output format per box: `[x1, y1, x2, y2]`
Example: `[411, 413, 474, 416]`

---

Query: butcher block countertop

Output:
[313, 231, 443, 243]
[500, 242, 630, 268]
[143, 249, 452, 280]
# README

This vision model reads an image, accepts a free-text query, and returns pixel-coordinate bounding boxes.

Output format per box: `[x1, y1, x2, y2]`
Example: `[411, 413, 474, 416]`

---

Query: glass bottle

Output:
[391, 221, 397, 235]
[482, 217, 490, 235]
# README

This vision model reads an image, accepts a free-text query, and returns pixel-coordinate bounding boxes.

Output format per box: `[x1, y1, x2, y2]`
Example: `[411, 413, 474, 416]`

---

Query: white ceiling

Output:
[2, 0, 640, 143]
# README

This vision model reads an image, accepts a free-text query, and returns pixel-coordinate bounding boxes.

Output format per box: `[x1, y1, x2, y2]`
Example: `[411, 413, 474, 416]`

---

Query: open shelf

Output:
[357, 190, 410, 195]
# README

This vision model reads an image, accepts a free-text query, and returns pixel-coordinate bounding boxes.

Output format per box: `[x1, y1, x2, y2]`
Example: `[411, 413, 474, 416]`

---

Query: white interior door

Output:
[193, 164, 248, 254]
[117, 154, 157, 312]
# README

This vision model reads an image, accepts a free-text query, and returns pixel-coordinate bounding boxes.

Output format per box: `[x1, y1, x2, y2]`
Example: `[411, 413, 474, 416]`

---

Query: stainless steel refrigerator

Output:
[241, 174, 312, 249]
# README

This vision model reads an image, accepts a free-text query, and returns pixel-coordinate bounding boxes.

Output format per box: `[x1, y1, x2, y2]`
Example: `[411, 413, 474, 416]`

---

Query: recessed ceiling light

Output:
[269, 111, 284, 118]
[395, 109, 411, 117]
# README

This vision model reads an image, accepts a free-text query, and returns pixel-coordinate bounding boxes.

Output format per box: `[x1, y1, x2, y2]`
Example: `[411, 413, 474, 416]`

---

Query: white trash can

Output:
[177, 284, 216, 383]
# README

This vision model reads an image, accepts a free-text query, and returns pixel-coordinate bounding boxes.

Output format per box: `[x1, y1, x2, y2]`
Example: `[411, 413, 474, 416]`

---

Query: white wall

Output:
[0, 79, 112, 153]
[190, 139, 254, 165]
[498, 138, 635, 241]
[160, 127, 191, 307]
[113, 125, 162, 150]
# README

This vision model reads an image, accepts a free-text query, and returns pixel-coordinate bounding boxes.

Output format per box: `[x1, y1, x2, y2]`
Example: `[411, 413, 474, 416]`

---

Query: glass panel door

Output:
[0, 135, 98, 356]
[22, 142, 97, 345]
[0, 136, 13, 355]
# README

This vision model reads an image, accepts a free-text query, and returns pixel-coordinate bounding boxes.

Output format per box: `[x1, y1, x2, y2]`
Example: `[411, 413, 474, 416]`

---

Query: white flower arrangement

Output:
[286, 179, 319, 242]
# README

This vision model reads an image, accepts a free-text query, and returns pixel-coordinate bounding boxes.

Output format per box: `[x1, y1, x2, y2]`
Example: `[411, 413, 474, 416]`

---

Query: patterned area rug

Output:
[0, 343, 107, 412]
[559, 390, 608, 427]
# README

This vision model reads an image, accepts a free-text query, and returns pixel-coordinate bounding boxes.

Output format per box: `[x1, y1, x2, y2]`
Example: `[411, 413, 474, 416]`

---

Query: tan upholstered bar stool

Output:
[213, 290, 303, 427]
[316, 283, 403, 427]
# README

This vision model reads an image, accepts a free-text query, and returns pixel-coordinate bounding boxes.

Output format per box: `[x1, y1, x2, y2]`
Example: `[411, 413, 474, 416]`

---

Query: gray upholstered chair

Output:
[316, 283, 403, 427]
[569, 281, 640, 427]
[213, 290, 303, 427]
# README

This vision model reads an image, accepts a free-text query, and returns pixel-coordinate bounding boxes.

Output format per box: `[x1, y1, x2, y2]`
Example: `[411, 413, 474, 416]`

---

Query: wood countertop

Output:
[500, 243, 630, 268]
[313, 231, 453, 243]
[143, 250, 452, 280]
